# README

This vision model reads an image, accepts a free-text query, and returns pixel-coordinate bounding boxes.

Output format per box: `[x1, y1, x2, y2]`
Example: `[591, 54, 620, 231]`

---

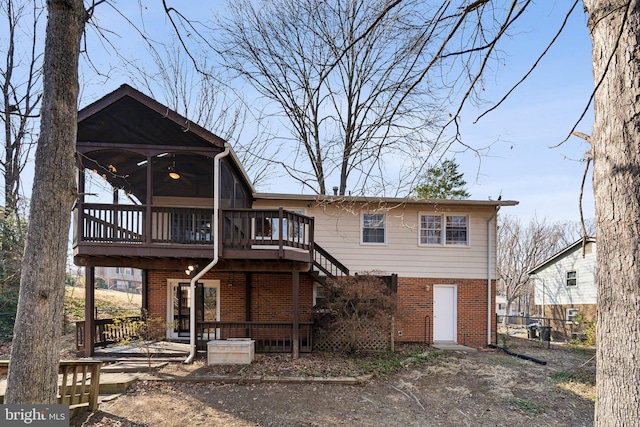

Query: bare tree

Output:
[0, 0, 44, 217]
[4, 0, 86, 404]
[351, 1, 640, 423]
[4, 0, 640, 422]
[497, 215, 565, 323]
[215, 0, 444, 196]
[125, 44, 278, 189]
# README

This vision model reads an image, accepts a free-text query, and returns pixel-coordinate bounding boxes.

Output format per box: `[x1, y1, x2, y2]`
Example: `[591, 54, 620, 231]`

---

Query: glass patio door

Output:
[169, 280, 219, 339]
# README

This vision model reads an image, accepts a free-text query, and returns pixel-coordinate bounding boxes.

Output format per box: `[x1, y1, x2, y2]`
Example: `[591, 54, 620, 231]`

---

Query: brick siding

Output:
[146, 271, 493, 349]
[395, 277, 496, 349]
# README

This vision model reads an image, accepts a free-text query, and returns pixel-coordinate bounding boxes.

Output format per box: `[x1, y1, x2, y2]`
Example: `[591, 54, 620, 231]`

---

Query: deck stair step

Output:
[98, 372, 140, 394]
[100, 361, 168, 373]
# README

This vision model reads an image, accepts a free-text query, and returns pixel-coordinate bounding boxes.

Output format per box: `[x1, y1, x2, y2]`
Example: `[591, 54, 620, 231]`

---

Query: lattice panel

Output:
[313, 321, 391, 353]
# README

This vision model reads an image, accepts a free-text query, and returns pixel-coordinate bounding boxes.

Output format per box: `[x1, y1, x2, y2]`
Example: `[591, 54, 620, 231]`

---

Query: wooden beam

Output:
[142, 269, 148, 313]
[245, 272, 252, 322]
[292, 271, 299, 359]
[84, 266, 95, 357]
[145, 155, 152, 244]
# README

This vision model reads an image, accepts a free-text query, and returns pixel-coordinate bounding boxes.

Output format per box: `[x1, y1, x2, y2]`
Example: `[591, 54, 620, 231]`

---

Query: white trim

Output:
[433, 284, 458, 342]
[166, 278, 220, 340]
[566, 307, 579, 324]
[360, 211, 387, 245]
[417, 212, 470, 247]
[566, 270, 578, 287]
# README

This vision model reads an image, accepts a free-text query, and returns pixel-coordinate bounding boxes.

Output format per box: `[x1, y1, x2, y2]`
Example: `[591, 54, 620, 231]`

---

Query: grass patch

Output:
[353, 349, 439, 376]
[493, 354, 523, 366]
[506, 397, 545, 415]
[551, 370, 596, 402]
[551, 370, 595, 386]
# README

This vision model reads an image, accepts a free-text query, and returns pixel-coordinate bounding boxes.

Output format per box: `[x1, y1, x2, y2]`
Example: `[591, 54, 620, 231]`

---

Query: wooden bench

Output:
[0, 360, 102, 411]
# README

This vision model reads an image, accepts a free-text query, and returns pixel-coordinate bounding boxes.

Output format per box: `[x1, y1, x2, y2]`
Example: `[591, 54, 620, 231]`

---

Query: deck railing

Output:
[221, 207, 313, 252]
[77, 204, 314, 254]
[0, 360, 102, 410]
[197, 321, 313, 353]
[76, 316, 142, 350]
[81, 204, 144, 243]
[313, 243, 349, 278]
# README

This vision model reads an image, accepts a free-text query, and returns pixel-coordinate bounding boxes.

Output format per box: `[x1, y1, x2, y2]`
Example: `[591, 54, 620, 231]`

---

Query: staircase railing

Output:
[313, 243, 349, 279]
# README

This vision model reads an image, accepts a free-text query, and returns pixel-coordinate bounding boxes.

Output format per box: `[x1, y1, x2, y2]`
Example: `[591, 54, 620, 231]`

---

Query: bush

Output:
[317, 274, 398, 353]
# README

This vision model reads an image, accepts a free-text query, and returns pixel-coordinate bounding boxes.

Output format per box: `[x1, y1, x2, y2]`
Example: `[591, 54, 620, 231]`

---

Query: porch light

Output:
[168, 165, 181, 180]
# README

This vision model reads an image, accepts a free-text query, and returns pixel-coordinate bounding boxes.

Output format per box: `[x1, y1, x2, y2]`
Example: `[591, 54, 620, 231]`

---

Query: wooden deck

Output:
[0, 359, 170, 408]
[92, 341, 191, 360]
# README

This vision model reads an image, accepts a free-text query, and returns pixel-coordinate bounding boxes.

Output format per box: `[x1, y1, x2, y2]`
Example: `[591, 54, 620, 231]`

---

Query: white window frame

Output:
[566, 270, 577, 287]
[313, 283, 329, 312]
[566, 308, 579, 324]
[361, 212, 386, 245]
[166, 279, 220, 340]
[418, 212, 470, 246]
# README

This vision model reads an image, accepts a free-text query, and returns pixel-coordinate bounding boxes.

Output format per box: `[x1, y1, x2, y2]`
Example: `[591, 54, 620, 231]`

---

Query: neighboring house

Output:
[72, 85, 517, 357]
[496, 295, 519, 317]
[94, 267, 143, 294]
[528, 238, 596, 340]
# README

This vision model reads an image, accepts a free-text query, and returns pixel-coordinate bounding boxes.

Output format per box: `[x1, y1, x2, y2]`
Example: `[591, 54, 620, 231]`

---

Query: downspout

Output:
[487, 205, 500, 345]
[184, 143, 231, 363]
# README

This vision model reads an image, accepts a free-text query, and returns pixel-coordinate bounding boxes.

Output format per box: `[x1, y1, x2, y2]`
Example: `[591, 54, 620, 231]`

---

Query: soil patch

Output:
[73, 338, 595, 426]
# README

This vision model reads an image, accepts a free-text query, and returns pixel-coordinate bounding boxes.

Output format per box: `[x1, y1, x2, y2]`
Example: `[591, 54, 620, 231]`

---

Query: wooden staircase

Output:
[311, 243, 349, 283]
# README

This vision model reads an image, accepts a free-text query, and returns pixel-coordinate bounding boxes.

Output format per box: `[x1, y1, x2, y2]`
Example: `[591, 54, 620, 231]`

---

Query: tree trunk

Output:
[583, 1, 640, 425]
[4, 0, 85, 404]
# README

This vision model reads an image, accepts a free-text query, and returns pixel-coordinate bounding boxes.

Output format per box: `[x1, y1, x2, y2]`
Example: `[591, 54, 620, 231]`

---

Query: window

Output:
[420, 215, 441, 244]
[362, 213, 386, 244]
[566, 308, 579, 324]
[419, 213, 469, 246]
[566, 271, 577, 287]
[313, 284, 329, 311]
[445, 215, 468, 245]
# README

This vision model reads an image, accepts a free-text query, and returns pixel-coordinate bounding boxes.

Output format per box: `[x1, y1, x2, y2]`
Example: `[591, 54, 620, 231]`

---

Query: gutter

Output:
[184, 143, 231, 363]
[487, 205, 500, 345]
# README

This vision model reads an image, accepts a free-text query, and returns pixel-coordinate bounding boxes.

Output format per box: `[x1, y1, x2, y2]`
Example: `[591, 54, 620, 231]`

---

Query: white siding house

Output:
[253, 194, 519, 348]
[528, 238, 596, 339]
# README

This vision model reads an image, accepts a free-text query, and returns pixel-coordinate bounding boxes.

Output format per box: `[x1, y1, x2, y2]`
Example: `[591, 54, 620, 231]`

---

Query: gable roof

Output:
[528, 237, 596, 275]
[77, 84, 226, 150]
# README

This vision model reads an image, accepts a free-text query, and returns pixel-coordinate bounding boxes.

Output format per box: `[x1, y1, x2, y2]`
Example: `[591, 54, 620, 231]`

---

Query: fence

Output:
[497, 314, 594, 343]
[197, 321, 313, 353]
[314, 319, 392, 353]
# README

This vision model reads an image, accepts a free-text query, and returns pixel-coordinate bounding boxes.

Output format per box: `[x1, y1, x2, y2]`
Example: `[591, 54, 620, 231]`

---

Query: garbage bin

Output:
[527, 325, 538, 339]
[540, 326, 551, 342]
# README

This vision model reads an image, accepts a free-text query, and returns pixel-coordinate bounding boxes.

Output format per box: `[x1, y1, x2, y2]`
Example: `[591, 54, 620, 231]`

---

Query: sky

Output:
[12, 1, 596, 225]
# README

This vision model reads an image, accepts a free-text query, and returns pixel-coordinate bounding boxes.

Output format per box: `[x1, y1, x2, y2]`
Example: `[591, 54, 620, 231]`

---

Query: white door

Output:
[433, 285, 457, 342]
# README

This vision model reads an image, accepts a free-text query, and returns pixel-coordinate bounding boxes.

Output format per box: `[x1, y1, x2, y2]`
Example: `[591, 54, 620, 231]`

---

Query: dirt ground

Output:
[71, 338, 595, 427]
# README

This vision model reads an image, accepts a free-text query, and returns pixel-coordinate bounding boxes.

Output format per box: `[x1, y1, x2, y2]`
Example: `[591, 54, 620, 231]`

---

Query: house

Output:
[496, 295, 520, 317]
[528, 238, 596, 340]
[73, 84, 517, 358]
[94, 267, 143, 294]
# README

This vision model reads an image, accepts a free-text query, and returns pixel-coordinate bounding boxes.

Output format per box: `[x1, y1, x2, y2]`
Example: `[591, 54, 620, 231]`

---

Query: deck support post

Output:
[84, 265, 95, 357]
[142, 269, 148, 314]
[292, 271, 299, 359]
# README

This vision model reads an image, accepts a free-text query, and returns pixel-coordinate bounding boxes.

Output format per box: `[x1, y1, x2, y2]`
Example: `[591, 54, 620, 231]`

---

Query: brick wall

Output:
[543, 303, 596, 341]
[145, 270, 314, 326]
[395, 277, 496, 349]
[146, 270, 493, 349]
